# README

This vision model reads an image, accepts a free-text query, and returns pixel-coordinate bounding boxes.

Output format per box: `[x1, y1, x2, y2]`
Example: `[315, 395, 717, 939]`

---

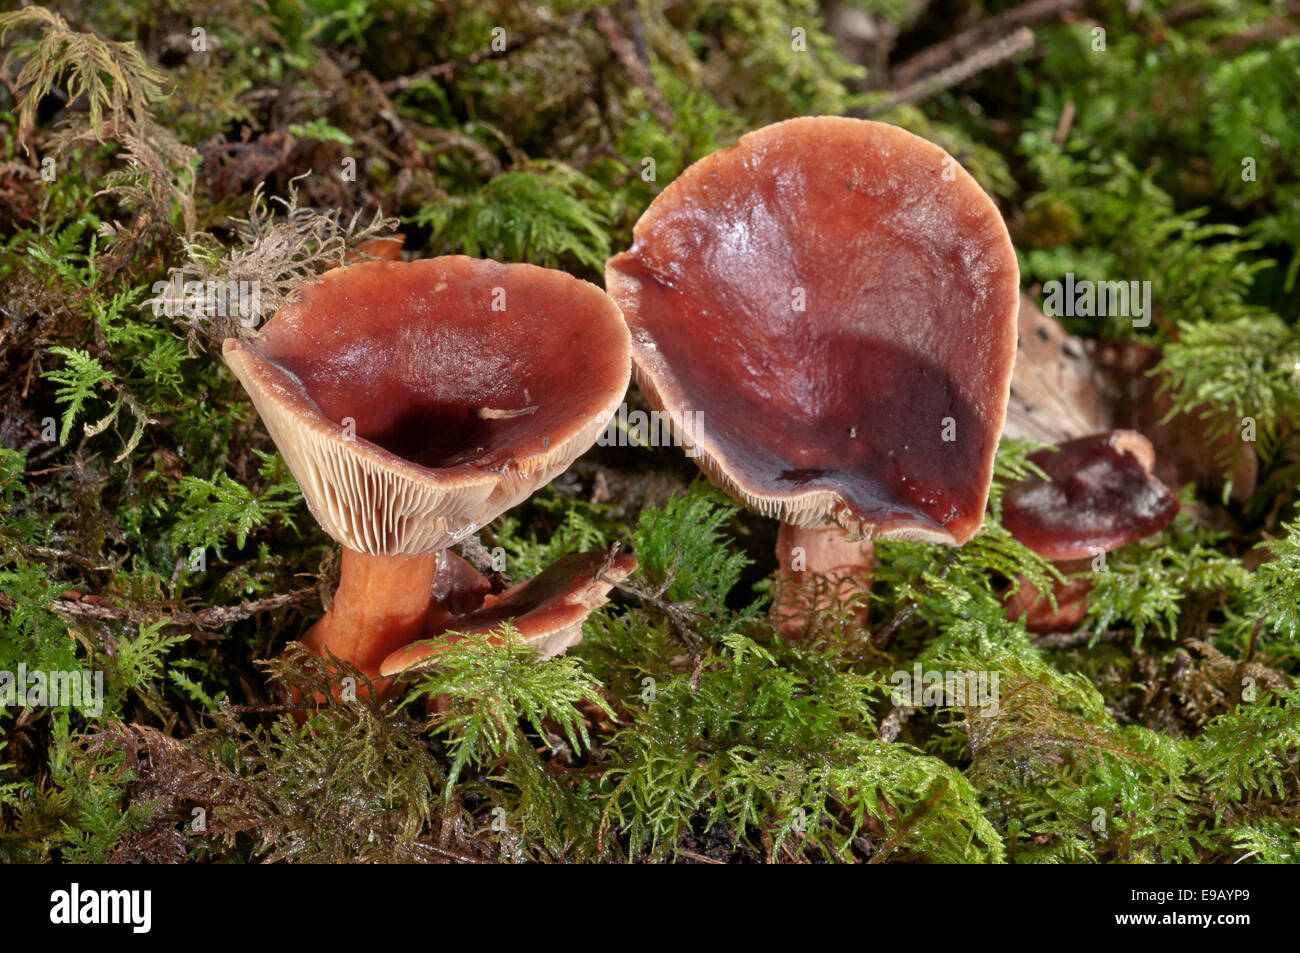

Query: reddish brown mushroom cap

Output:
[379, 551, 638, 673]
[424, 550, 494, 634]
[1002, 430, 1179, 560]
[328, 234, 406, 268]
[605, 117, 1020, 544]
[223, 257, 631, 554]
[353, 234, 405, 262]
[431, 551, 495, 614]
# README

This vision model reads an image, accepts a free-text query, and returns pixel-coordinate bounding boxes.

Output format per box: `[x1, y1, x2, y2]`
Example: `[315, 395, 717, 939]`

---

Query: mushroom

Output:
[223, 256, 631, 685]
[1004, 293, 1257, 508]
[423, 550, 494, 635]
[380, 551, 639, 675]
[328, 234, 406, 268]
[1001, 430, 1179, 633]
[352, 234, 405, 262]
[605, 117, 1020, 637]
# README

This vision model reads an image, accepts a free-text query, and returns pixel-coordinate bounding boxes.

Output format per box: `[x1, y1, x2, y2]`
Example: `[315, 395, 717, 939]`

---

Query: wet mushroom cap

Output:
[379, 551, 638, 673]
[1001, 430, 1179, 560]
[328, 234, 406, 268]
[353, 234, 405, 262]
[430, 550, 494, 616]
[223, 257, 630, 554]
[605, 116, 1020, 544]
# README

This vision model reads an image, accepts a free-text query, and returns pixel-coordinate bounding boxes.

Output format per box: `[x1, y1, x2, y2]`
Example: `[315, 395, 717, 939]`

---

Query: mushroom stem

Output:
[303, 548, 440, 681]
[773, 522, 873, 640]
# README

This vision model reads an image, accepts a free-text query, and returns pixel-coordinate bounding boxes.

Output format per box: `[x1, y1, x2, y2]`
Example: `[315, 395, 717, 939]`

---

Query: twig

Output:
[409, 125, 503, 178]
[8, 542, 120, 572]
[593, 3, 675, 128]
[47, 587, 319, 628]
[357, 70, 421, 166]
[24, 438, 68, 469]
[223, 701, 313, 714]
[379, 49, 511, 94]
[1031, 628, 1131, 649]
[194, 588, 319, 625]
[676, 847, 724, 864]
[892, 0, 1086, 85]
[780, 838, 808, 864]
[864, 28, 1036, 117]
[871, 599, 920, 648]
[379, 14, 586, 95]
[688, 651, 704, 694]
[410, 841, 485, 864]
[606, 552, 707, 655]
[1054, 99, 1076, 145]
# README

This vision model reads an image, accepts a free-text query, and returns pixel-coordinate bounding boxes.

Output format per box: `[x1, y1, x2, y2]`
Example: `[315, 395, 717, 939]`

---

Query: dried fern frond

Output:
[0, 7, 165, 142]
[159, 176, 398, 348]
[45, 117, 200, 249]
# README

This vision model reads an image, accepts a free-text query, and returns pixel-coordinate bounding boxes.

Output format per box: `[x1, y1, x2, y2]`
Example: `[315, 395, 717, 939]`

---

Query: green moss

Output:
[1, 0, 1298, 864]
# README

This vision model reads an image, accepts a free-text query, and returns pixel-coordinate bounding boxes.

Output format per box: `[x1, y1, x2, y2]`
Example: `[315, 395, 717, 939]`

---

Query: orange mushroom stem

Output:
[300, 549, 439, 685]
[774, 523, 873, 639]
[1002, 557, 1094, 635]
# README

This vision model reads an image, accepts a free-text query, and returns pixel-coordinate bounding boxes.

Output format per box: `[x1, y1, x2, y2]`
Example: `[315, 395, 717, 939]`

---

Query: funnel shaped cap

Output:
[224, 257, 630, 554]
[606, 117, 1019, 543]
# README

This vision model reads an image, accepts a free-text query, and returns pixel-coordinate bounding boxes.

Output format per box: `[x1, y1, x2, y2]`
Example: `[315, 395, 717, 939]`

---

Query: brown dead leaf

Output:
[1004, 294, 1106, 444]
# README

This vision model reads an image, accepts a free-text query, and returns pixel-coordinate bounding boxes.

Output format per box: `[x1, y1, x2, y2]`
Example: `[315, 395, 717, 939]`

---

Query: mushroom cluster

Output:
[228, 116, 1160, 679]
[605, 116, 1021, 637]
[225, 255, 634, 693]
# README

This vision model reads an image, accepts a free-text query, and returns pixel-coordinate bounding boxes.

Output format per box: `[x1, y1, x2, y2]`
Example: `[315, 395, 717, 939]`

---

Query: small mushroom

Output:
[1001, 430, 1179, 632]
[352, 234, 405, 262]
[380, 551, 638, 675]
[223, 256, 630, 685]
[1003, 295, 1257, 507]
[327, 233, 406, 268]
[423, 550, 494, 634]
[605, 117, 1020, 637]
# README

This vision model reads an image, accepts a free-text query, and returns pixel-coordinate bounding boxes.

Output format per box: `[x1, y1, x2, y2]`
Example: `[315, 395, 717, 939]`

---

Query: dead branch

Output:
[865, 28, 1036, 117]
[891, 0, 1086, 85]
[47, 587, 319, 629]
[593, 3, 675, 128]
[379, 13, 587, 95]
